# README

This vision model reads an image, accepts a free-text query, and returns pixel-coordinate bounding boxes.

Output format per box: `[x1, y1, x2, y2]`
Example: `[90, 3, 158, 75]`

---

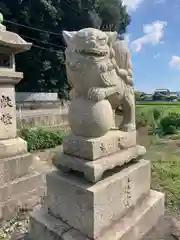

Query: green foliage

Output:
[0, 0, 130, 96]
[160, 112, 180, 134]
[153, 108, 162, 121]
[20, 127, 68, 152]
[136, 104, 180, 135]
[95, 0, 130, 32]
[151, 152, 180, 210]
[135, 91, 147, 101]
[136, 111, 148, 128]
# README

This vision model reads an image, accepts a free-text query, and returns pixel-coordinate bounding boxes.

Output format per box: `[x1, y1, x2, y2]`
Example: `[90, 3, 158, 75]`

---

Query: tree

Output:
[0, 0, 130, 96]
[135, 91, 147, 101]
[96, 0, 131, 33]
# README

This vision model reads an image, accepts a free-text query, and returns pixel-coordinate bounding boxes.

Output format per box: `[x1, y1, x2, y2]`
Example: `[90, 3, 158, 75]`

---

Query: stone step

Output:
[0, 153, 33, 185]
[28, 190, 164, 240]
[0, 137, 27, 159]
[0, 171, 45, 221]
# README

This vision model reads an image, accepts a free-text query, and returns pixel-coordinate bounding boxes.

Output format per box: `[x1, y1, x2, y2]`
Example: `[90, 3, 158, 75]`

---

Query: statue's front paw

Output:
[88, 88, 106, 101]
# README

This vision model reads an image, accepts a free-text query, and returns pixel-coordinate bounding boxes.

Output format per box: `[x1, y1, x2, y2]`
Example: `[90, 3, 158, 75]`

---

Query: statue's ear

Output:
[105, 31, 117, 44]
[62, 30, 77, 47]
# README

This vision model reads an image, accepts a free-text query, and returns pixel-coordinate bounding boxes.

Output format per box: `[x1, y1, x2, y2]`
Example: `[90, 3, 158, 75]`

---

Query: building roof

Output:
[154, 89, 170, 92]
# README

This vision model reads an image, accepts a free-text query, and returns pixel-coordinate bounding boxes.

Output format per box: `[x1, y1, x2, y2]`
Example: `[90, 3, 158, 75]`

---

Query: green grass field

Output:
[137, 134, 180, 210]
[136, 101, 180, 115]
[136, 101, 180, 106]
[136, 102, 180, 210]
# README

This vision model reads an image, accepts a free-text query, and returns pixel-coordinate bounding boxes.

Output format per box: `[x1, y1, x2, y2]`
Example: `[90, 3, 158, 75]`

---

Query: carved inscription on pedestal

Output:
[0, 95, 13, 125]
[123, 177, 132, 208]
[118, 136, 126, 149]
[99, 138, 119, 153]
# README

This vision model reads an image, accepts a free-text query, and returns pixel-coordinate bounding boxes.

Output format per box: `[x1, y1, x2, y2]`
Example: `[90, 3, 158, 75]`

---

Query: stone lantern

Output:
[0, 15, 44, 221]
[0, 17, 32, 139]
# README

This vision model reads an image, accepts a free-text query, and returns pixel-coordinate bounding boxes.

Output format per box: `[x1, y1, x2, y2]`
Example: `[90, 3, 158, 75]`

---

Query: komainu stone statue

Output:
[28, 27, 164, 240]
[63, 28, 136, 137]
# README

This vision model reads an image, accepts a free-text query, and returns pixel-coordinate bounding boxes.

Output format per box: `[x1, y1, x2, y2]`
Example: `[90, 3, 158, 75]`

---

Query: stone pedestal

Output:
[28, 130, 164, 240]
[0, 23, 45, 221]
[0, 137, 44, 220]
[29, 190, 164, 240]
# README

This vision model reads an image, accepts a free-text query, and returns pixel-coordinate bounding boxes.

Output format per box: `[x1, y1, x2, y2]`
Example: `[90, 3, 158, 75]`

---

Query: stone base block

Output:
[0, 137, 27, 159]
[28, 190, 164, 240]
[53, 145, 146, 183]
[63, 130, 137, 160]
[47, 160, 151, 239]
[0, 171, 44, 221]
[0, 152, 34, 184]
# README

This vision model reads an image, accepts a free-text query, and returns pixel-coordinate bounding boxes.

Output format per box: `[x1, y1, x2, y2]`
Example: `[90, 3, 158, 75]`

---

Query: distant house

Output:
[170, 92, 178, 97]
[153, 89, 170, 101]
[169, 92, 178, 101]
[142, 94, 153, 101]
[153, 89, 170, 95]
[153, 89, 178, 101]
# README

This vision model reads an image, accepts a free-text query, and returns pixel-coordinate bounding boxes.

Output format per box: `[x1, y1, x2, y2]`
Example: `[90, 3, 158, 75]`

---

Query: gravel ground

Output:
[0, 209, 179, 240]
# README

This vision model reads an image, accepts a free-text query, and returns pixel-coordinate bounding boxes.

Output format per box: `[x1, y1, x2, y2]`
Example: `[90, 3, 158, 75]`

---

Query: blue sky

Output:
[123, 0, 180, 93]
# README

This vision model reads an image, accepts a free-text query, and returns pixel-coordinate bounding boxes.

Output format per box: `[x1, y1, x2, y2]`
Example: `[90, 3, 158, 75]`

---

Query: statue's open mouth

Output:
[76, 49, 108, 57]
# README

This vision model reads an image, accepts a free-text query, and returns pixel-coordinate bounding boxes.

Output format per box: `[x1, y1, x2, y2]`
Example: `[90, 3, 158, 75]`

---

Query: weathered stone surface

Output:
[63, 28, 136, 137]
[29, 208, 71, 240]
[0, 71, 23, 84]
[27, 27, 164, 240]
[0, 171, 44, 221]
[0, 22, 32, 53]
[0, 85, 17, 140]
[0, 20, 46, 222]
[28, 190, 164, 240]
[47, 160, 151, 239]
[53, 145, 146, 183]
[0, 153, 33, 185]
[68, 99, 115, 138]
[63, 130, 137, 161]
[0, 171, 42, 202]
[0, 137, 27, 159]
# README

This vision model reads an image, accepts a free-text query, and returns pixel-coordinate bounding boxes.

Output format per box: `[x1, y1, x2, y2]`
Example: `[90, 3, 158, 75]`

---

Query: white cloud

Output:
[169, 56, 180, 69]
[122, 0, 144, 11]
[130, 21, 167, 52]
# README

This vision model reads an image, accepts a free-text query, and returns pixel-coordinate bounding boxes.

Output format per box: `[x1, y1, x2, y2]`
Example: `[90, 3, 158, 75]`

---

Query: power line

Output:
[4, 19, 63, 36]
[20, 34, 66, 49]
[2, 0, 95, 51]
[3, 0, 81, 36]
[32, 44, 62, 53]
[3, 0, 91, 35]
[62, 0, 81, 14]
[32, 44, 66, 64]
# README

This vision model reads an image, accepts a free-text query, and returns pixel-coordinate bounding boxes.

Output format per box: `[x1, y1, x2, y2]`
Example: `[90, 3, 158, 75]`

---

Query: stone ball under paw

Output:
[68, 98, 114, 137]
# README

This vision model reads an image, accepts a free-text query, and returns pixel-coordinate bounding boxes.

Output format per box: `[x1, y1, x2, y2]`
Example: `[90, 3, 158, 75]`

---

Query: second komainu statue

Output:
[63, 28, 136, 138]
